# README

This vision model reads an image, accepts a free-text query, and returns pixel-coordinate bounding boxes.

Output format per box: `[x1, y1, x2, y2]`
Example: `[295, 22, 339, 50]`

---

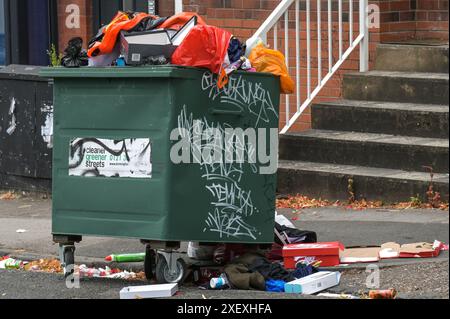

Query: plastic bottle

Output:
[210, 274, 229, 290]
[104, 253, 146, 263]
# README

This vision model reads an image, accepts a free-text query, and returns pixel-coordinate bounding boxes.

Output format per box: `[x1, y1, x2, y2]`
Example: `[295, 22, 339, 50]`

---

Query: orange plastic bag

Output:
[171, 25, 232, 75]
[88, 11, 153, 57]
[249, 43, 295, 94]
[159, 12, 206, 30]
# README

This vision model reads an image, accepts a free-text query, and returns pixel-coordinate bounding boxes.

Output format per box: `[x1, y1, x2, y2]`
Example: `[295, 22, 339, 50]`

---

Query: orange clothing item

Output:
[88, 11, 155, 57]
[159, 12, 206, 30]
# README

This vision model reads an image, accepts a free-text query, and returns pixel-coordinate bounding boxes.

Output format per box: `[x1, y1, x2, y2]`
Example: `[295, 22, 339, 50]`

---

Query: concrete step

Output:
[279, 130, 449, 173]
[343, 71, 449, 105]
[278, 160, 450, 203]
[312, 100, 449, 138]
[375, 44, 449, 73]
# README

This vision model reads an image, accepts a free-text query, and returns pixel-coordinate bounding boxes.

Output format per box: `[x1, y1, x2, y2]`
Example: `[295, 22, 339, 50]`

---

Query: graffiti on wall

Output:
[69, 138, 152, 178]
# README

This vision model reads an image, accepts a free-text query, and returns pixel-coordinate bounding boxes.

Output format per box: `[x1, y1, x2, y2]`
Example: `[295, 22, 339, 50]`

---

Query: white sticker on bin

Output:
[69, 138, 152, 179]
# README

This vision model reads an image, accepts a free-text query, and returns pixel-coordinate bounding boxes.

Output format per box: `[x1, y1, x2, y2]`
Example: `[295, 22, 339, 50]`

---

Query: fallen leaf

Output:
[0, 192, 16, 200]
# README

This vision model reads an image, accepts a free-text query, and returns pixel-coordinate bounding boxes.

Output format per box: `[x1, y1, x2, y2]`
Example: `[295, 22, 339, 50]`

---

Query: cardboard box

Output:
[340, 247, 381, 264]
[120, 16, 197, 65]
[283, 242, 345, 268]
[379, 241, 443, 259]
[285, 272, 341, 295]
[120, 283, 178, 299]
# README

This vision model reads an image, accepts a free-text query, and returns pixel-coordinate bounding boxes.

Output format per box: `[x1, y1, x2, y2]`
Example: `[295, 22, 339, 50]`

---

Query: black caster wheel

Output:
[155, 255, 187, 284]
[144, 245, 156, 281]
[62, 247, 75, 278]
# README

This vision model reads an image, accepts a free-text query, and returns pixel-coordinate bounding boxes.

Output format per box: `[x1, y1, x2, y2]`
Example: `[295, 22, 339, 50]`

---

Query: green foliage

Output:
[47, 44, 62, 67]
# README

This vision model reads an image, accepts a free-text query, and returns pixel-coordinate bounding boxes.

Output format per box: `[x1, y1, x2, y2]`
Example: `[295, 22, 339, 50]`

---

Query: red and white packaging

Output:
[282, 242, 345, 269]
[379, 240, 444, 259]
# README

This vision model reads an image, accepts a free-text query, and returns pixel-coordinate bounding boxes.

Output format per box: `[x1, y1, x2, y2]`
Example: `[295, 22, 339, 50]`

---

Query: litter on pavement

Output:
[105, 253, 146, 263]
[120, 283, 178, 299]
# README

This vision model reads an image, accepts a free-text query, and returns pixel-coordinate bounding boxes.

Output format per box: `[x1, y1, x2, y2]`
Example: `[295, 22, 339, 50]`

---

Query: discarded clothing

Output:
[224, 263, 266, 291]
[228, 37, 244, 64]
[275, 222, 317, 245]
[266, 279, 285, 293]
[248, 256, 295, 282]
[292, 263, 316, 279]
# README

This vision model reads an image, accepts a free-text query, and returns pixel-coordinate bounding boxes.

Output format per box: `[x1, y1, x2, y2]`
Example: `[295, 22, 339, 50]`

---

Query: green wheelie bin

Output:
[40, 66, 280, 283]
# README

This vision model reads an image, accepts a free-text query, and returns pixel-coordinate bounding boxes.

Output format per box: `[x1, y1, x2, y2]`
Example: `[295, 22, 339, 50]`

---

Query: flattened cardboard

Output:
[379, 242, 401, 259]
[340, 247, 381, 263]
[379, 241, 442, 259]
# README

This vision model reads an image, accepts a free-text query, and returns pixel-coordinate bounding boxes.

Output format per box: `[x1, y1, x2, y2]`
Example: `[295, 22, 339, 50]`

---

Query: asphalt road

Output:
[0, 197, 448, 299]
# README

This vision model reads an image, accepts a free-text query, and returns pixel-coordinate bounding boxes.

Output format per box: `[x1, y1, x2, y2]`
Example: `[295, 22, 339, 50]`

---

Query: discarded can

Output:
[210, 274, 229, 290]
[369, 289, 397, 299]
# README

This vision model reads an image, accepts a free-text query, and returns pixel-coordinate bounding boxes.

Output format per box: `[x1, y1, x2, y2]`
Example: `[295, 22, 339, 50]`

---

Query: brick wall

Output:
[380, 0, 449, 42]
[416, 0, 449, 40]
[57, 0, 93, 51]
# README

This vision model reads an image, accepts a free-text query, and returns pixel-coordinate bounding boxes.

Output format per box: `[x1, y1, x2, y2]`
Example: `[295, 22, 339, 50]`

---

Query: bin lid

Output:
[39, 65, 275, 80]
[0, 64, 50, 82]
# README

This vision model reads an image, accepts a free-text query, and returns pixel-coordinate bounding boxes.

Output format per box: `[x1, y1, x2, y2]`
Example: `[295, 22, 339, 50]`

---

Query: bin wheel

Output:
[63, 248, 75, 279]
[155, 256, 186, 284]
[144, 246, 156, 281]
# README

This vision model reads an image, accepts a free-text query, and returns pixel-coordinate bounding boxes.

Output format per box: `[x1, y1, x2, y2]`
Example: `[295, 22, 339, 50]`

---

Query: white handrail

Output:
[252, 0, 296, 43]
[250, 0, 370, 134]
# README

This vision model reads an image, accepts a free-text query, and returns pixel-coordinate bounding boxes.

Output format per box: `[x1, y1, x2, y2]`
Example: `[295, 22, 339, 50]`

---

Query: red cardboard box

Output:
[283, 242, 345, 268]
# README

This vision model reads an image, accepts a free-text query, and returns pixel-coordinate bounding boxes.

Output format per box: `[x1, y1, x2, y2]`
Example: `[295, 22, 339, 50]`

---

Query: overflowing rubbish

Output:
[285, 272, 341, 295]
[105, 253, 146, 263]
[78, 264, 144, 280]
[54, 10, 296, 94]
[0, 256, 145, 281]
[120, 283, 178, 299]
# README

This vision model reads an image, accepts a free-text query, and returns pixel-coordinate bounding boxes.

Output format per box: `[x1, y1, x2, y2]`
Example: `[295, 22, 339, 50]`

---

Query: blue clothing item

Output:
[228, 37, 244, 63]
[266, 279, 285, 293]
